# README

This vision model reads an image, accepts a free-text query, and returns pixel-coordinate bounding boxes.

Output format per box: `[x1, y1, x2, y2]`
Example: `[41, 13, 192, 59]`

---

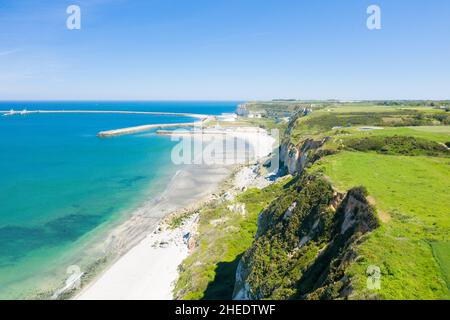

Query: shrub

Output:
[345, 135, 449, 157]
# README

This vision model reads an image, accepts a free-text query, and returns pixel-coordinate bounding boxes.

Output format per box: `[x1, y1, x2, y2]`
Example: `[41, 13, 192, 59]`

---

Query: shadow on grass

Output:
[201, 254, 243, 300]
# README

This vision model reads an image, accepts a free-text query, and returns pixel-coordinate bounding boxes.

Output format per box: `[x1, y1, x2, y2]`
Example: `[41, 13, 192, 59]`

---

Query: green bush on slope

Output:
[344, 135, 449, 157]
[238, 175, 379, 300]
[174, 179, 290, 300]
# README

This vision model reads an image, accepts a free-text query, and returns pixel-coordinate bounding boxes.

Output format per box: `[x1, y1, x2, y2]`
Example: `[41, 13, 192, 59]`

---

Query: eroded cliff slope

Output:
[233, 174, 379, 300]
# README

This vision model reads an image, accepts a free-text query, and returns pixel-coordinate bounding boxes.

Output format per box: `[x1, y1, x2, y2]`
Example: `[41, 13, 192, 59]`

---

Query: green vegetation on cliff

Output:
[310, 151, 450, 299]
[174, 176, 291, 300]
[287, 104, 449, 144]
[176, 101, 449, 300]
[288, 104, 450, 299]
[343, 135, 449, 157]
[239, 101, 449, 300]
[235, 175, 379, 300]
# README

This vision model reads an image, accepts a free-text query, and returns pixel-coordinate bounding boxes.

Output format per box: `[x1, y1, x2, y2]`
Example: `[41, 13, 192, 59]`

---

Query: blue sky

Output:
[0, 0, 449, 100]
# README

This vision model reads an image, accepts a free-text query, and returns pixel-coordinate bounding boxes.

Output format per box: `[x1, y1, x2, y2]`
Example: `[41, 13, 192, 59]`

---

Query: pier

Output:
[98, 115, 215, 137]
[97, 122, 199, 137]
[1, 109, 214, 137]
[0, 109, 208, 119]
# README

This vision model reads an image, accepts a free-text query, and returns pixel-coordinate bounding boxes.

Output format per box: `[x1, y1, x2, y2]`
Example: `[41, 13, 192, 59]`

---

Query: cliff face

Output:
[279, 138, 329, 175]
[279, 111, 331, 175]
[232, 175, 379, 300]
[233, 110, 379, 300]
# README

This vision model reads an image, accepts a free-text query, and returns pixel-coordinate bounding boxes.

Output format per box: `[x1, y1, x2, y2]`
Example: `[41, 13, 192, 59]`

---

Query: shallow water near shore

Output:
[0, 101, 237, 299]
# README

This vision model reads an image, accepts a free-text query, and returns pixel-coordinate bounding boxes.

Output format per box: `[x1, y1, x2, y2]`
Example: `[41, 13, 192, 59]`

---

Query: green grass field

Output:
[310, 149, 450, 299]
[288, 104, 449, 144]
[323, 104, 446, 114]
[229, 103, 450, 299]
[430, 242, 450, 291]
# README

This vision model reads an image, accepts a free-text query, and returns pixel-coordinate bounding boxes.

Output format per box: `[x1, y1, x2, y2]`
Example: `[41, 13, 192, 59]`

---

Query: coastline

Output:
[73, 127, 276, 300]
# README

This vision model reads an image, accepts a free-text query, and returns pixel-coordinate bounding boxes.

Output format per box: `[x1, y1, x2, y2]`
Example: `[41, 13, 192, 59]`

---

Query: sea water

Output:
[0, 101, 237, 299]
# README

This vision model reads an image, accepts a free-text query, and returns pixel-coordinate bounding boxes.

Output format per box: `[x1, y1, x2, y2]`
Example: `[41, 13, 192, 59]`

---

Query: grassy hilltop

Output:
[300, 104, 449, 299]
[175, 101, 450, 300]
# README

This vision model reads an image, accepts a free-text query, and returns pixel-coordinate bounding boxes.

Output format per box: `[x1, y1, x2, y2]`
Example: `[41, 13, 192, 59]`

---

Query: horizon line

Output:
[0, 99, 449, 102]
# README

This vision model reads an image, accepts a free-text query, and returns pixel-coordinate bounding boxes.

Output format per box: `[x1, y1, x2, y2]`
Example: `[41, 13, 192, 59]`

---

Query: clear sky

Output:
[0, 0, 449, 100]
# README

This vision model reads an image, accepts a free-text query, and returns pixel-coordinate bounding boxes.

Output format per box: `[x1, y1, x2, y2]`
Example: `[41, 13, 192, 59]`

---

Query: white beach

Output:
[76, 128, 276, 300]
[77, 214, 198, 300]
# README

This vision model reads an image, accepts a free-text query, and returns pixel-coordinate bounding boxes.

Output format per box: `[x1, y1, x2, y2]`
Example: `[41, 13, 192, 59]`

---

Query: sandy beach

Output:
[75, 127, 276, 300]
[77, 214, 199, 300]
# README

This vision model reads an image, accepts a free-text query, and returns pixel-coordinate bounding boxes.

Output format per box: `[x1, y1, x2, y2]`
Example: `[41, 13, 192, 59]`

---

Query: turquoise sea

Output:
[0, 101, 237, 299]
